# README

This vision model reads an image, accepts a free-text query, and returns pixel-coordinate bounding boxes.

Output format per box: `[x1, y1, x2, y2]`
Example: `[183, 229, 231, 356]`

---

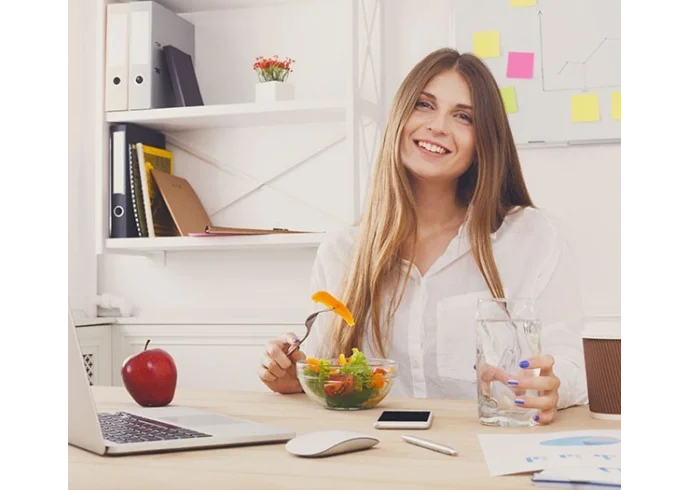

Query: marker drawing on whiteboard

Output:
[538, 9, 620, 93]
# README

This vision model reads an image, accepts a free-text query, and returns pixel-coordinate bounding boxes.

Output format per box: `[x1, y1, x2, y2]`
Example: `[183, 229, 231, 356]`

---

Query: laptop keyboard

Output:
[98, 412, 212, 444]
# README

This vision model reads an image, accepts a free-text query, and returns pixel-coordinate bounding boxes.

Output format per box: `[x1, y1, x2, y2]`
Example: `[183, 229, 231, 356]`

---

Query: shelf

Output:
[152, 0, 316, 14]
[105, 233, 326, 253]
[105, 100, 347, 131]
[73, 317, 115, 327]
[111, 308, 305, 325]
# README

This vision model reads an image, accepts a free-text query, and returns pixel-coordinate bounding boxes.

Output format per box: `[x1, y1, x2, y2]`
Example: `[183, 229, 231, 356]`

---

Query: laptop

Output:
[68, 308, 295, 455]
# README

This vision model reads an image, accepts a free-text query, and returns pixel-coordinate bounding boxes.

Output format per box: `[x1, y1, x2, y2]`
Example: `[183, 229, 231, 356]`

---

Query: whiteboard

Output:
[451, 0, 620, 146]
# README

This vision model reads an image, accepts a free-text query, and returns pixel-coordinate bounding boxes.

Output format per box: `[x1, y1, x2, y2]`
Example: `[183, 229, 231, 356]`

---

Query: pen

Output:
[401, 435, 458, 456]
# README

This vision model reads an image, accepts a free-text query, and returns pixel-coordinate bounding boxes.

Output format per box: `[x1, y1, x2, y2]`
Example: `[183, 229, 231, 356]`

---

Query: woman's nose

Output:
[426, 112, 449, 135]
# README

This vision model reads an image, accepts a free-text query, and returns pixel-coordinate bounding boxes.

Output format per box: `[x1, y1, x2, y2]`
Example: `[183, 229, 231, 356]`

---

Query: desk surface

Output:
[69, 387, 620, 490]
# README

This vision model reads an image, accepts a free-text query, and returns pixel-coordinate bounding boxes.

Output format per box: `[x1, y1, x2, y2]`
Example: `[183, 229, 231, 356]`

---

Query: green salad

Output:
[302, 348, 392, 409]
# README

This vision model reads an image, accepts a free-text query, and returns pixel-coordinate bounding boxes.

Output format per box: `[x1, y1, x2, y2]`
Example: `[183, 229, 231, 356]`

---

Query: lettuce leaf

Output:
[339, 348, 374, 391]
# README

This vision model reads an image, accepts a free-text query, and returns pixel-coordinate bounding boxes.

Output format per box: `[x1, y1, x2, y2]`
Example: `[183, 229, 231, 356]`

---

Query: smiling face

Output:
[400, 69, 476, 184]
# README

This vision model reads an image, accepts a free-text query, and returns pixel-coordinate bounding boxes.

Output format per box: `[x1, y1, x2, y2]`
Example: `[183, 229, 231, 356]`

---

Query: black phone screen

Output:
[377, 410, 431, 422]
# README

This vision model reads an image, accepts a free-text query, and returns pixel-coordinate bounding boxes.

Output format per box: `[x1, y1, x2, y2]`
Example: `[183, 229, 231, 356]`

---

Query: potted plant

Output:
[253, 55, 295, 103]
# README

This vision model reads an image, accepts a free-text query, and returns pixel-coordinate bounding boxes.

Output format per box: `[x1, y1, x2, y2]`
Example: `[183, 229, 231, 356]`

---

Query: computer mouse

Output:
[285, 430, 379, 457]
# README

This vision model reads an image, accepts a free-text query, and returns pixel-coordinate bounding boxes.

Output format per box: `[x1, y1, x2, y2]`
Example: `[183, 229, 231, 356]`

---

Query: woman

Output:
[257, 48, 588, 425]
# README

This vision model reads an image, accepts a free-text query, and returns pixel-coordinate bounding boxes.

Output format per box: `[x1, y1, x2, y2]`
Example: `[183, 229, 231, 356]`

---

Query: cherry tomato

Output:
[324, 374, 354, 397]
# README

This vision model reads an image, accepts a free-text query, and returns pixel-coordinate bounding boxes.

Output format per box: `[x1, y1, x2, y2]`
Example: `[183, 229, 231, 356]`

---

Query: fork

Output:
[285, 308, 330, 357]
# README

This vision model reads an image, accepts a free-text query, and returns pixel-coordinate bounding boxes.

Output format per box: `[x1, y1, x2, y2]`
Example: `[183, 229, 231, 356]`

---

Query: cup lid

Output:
[582, 322, 621, 340]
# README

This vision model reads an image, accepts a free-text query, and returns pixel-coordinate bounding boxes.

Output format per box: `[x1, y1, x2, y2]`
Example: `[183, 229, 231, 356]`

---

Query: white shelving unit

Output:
[105, 100, 347, 131]
[152, 0, 306, 12]
[105, 232, 326, 252]
[93, 0, 385, 258]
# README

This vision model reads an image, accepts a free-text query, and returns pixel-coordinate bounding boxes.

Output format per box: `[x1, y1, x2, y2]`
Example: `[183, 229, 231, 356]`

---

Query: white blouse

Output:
[300, 207, 589, 409]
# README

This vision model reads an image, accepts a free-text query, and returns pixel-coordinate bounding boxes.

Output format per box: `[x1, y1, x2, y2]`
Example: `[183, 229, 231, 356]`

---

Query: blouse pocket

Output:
[436, 291, 492, 382]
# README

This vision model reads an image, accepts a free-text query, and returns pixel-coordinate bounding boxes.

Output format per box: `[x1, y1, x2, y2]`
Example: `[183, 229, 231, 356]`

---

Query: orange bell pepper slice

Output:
[370, 372, 385, 390]
[311, 291, 355, 326]
[306, 358, 321, 373]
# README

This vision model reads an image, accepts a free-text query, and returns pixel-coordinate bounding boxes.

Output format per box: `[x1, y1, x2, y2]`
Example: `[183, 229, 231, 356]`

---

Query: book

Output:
[163, 45, 204, 107]
[135, 143, 178, 237]
[128, 143, 148, 237]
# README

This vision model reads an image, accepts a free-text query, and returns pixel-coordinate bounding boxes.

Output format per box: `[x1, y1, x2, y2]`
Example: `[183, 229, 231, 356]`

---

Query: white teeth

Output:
[416, 140, 447, 154]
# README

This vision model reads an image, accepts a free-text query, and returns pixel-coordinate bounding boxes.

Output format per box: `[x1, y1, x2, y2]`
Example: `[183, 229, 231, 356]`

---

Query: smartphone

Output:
[373, 410, 433, 429]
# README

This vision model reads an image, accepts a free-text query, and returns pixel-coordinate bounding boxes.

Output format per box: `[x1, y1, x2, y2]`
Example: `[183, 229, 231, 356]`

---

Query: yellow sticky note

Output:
[611, 91, 621, 120]
[510, 0, 537, 7]
[473, 31, 500, 59]
[500, 87, 518, 114]
[571, 93, 600, 122]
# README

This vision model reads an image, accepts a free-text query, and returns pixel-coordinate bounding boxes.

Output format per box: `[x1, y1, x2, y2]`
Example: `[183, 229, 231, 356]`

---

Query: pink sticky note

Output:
[506, 52, 534, 79]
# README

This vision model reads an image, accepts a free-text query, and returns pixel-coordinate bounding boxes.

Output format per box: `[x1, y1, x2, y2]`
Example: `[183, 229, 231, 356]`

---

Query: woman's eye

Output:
[455, 113, 472, 123]
[415, 101, 432, 109]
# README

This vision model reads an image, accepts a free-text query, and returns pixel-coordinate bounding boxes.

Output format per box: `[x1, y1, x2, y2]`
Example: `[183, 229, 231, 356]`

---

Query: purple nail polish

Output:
[293, 338, 301, 343]
[514, 399, 525, 406]
[519, 360, 529, 368]
[507, 379, 519, 386]
[534, 415, 540, 422]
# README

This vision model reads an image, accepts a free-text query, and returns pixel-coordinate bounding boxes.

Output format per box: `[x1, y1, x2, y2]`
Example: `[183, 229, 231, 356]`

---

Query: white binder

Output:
[104, 2, 130, 112]
[128, 1, 195, 111]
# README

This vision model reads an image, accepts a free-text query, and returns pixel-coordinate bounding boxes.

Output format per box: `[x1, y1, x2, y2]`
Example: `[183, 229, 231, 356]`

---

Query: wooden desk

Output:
[69, 387, 620, 490]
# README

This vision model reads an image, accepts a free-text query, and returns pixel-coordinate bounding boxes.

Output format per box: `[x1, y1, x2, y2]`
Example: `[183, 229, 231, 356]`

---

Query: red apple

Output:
[121, 340, 177, 407]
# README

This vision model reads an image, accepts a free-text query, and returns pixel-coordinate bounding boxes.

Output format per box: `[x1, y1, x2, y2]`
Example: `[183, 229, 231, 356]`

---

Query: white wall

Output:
[72, 0, 620, 328]
[519, 144, 620, 319]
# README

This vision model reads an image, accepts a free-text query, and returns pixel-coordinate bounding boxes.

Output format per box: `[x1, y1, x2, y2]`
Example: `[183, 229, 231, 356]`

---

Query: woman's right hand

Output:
[258, 332, 306, 394]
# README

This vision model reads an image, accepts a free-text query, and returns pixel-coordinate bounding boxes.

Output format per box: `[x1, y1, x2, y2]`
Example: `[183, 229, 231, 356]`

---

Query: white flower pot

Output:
[255, 81, 294, 103]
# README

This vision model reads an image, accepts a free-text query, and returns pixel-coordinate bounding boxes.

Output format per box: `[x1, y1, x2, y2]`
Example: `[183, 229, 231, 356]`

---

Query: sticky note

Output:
[506, 52, 535, 79]
[611, 91, 621, 120]
[473, 31, 500, 59]
[501, 87, 518, 114]
[510, 0, 537, 6]
[571, 93, 600, 122]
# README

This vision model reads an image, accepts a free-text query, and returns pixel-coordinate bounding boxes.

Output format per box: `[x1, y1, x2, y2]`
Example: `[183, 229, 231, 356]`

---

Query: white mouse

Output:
[285, 430, 379, 457]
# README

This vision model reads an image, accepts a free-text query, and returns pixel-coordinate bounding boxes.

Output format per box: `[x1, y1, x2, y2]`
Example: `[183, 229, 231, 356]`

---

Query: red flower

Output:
[253, 55, 296, 82]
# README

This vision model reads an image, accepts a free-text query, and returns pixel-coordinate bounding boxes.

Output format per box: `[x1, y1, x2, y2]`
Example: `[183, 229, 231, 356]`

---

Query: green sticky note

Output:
[473, 31, 500, 59]
[510, 0, 537, 7]
[611, 91, 621, 120]
[571, 93, 600, 122]
[500, 87, 518, 114]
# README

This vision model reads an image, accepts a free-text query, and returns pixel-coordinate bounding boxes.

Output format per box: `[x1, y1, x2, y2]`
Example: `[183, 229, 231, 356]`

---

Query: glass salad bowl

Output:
[297, 349, 397, 410]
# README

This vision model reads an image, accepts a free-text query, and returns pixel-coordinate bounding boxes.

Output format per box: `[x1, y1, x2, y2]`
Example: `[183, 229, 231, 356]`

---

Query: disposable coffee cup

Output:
[582, 323, 621, 420]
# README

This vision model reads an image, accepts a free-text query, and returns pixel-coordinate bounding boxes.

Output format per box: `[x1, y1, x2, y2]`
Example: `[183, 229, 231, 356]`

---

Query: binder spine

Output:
[104, 3, 130, 112]
[127, 0, 195, 110]
[110, 128, 130, 238]
[127, 2, 153, 110]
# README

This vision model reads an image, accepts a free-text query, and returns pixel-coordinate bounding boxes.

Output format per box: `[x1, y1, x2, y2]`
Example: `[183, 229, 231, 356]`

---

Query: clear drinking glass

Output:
[476, 298, 542, 427]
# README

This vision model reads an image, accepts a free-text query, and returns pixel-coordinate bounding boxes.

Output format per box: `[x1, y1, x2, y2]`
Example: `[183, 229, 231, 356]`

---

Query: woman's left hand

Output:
[508, 355, 561, 424]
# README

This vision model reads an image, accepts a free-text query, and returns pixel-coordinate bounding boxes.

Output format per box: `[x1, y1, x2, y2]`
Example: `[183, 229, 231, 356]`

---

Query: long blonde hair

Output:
[324, 48, 533, 358]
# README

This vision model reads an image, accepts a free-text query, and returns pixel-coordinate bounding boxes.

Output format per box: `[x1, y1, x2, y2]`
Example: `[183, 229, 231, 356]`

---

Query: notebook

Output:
[149, 168, 309, 236]
[163, 45, 204, 107]
[531, 467, 621, 489]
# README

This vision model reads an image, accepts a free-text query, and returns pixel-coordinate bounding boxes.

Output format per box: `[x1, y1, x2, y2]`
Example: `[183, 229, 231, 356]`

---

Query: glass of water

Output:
[476, 298, 542, 427]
